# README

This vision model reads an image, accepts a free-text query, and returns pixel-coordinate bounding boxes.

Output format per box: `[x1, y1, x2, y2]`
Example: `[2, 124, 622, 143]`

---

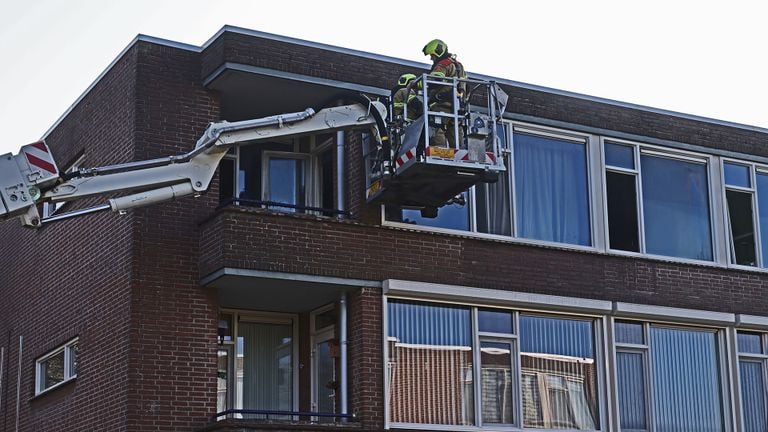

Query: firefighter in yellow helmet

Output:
[422, 39, 467, 147]
[391, 73, 423, 122]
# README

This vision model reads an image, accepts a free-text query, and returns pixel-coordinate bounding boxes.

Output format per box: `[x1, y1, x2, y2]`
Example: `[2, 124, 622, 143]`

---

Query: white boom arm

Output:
[0, 101, 387, 227]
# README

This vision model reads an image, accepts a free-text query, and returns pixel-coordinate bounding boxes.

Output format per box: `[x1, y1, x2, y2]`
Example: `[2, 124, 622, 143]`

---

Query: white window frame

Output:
[223, 135, 336, 214]
[261, 150, 312, 211]
[732, 329, 768, 432]
[218, 309, 300, 417]
[610, 320, 732, 432]
[721, 158, 766, 269]
[383, 295, 607, 431]
[600, 137, 721, 265]
[35, 338, 78, 395]
[382, 121, 600, 253]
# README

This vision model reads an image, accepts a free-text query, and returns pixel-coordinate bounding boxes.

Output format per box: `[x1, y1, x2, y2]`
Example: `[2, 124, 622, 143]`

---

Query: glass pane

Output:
[641, 155, 712, 261]
[738, 332, 763, 354]
[217, 348, 229, 414]
[615, 321, 644, 345]
[739, 360, 768, 432]
[514, 133, 591, 246]
[724, 162, 751, 188]
[239, 322, 293, 415]
[476, 168, 512, 236]
[268, 158, 306, 212]
[42, 351, 65, 390]
[605, 143, 635, 169]
[606, 171, 640, 252]
[616, 352, 648, 430]
[727, 190, 757, 266]
[219, 158, 235, 204]
[650, 327, 723, 432]
[316, 340, 336, 420]
[238, 146, 262, 200]
[387, 192, 471, 231]
[519, 315, 598, 429]
[756, 173, 768, 268]
[387, 301, 474, 425]
[480, 341, 514, 425]
[478, 309, 513, 334]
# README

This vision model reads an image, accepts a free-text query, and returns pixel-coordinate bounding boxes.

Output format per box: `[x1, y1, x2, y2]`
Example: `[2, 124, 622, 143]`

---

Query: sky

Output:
[1, 0, 767, 158]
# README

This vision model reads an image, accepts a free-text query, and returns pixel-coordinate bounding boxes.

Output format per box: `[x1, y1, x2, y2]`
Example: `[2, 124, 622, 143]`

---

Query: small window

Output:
[35, 338, 78, 395]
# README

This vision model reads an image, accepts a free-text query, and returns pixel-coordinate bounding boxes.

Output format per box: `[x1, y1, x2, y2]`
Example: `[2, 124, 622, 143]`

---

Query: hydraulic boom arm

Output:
[0, 101, 387, 227]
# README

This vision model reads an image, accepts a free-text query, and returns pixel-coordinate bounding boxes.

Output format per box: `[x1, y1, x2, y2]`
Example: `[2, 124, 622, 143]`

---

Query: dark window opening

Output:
[726, 189, 757, 266]
[606, 171, 639, 252]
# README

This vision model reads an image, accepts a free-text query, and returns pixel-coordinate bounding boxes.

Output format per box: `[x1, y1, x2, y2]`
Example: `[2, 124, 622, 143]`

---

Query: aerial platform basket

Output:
[365, 74, 509, 214]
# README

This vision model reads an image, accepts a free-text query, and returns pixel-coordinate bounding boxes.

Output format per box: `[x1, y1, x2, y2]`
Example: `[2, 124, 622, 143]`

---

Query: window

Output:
[614, 322, 725, 431]
[385, 125, 592, 247]
[722, 161, 768, 267]
[604, 142, 713, 261]
[736, 331, 768, 432]
[217, 312, 297, 418]
[218, 134, 336, 215]
[386, 300, 601, 429]
[514, 131, 591, 246]
[35, 338, 78, 395]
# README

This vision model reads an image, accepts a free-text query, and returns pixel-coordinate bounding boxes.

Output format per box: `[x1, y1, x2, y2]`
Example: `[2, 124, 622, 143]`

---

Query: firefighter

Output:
[391, 73, 423, 122]
[422, 39, 467, 147]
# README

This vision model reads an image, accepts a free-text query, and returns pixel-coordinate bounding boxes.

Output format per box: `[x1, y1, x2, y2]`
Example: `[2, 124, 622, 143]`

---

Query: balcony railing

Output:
[212, 409, 356, 423]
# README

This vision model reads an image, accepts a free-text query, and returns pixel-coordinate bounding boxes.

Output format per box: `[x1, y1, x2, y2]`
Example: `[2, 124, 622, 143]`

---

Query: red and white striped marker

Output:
[21, 141, 58, 175]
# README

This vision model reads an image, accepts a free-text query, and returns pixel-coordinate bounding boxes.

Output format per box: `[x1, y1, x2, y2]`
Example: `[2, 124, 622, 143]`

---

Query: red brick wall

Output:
[347, 287, 383, 429]
[200, 207, 768, 316]
[0, 45, 139, 431]
[125, 41, 220, 432]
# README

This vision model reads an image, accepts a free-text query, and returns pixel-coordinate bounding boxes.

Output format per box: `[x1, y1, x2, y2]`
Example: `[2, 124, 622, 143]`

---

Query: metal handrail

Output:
[217, 197, 352, 217]
[212, 409, 357, 423]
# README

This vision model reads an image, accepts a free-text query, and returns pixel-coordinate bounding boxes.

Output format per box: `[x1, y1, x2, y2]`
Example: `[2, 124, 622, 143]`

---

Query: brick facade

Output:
[2, 26, 768, 432]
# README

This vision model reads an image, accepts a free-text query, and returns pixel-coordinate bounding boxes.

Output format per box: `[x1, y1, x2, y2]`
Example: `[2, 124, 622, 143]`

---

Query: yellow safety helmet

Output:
[397, 73, 417, 87]
[422, 39, 447, 57]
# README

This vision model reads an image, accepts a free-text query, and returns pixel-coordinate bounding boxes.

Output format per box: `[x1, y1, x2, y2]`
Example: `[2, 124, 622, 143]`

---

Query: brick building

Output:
[1, 25, 768, 431]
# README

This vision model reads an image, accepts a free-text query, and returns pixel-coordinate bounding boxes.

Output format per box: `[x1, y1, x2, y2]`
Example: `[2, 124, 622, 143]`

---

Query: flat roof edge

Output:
[207, 25, 768, 135]
[42, 35, 199, 142]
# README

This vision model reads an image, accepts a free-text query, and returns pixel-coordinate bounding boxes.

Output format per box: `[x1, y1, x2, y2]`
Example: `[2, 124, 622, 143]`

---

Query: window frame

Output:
[383, 296, 607, 431]
[733, 329, 768, 432]
[382, 121, 599, 253]
[610, 319, 731, 432]
[217, 309, 300, 418]
[721, 158, 766, 269]
[600, 137, 720, 264]
[219, 135, 336, 215]
[34, 337, 78, 396]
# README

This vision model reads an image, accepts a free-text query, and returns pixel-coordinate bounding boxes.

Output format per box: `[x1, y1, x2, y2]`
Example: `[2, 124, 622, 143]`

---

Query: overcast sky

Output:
[1, 0, 767, 158]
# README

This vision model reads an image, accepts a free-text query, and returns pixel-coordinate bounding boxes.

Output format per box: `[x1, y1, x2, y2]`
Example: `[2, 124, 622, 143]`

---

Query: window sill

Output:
[31, 376, 76, 401]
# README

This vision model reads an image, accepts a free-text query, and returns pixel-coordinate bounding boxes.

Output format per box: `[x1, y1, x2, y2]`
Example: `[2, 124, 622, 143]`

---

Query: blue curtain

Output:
[616, 352, 648, 430]
[520, 315, 594, 359]
[641, 155, 712, 261]
[514, 133, 590, 246]
[740, 360, 768, 432]
[650, 327, 723, 432]
[388, 301, 471, 346]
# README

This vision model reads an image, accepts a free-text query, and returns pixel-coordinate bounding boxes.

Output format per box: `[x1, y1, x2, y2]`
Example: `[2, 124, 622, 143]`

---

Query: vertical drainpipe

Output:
[336, 131, 345, 218]
[339, 292, 348, 420]
[15, 336, 22, 432]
